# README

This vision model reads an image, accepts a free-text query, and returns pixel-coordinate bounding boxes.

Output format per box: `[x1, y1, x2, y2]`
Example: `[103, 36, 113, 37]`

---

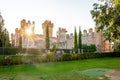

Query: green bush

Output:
[116, 44, 120, 52]
[0, 48, 46, 55]
[61, 53, 71, 61]
[0, 47, 18, 55]
[0, 56, 5, 65]
[10, 55, 23, 65]
[0, 52, 120, 66]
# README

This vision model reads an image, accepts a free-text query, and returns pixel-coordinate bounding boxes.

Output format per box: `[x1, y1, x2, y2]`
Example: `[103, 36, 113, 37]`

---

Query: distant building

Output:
[11, 19, 112, 52]
[11, 19, 57, 49]
[82, 28, 95, 45]
[50, 27, 74, 49]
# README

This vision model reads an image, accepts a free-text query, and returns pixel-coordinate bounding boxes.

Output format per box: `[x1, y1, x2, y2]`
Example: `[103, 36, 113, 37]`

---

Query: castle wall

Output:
[11, 19, 112, 52]
[82, 29, 95, 46]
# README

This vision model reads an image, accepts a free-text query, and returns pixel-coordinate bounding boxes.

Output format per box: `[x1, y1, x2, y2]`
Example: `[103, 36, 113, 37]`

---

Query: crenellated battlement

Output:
[82, 28, 95, 45]
[20, 19, 35, 35]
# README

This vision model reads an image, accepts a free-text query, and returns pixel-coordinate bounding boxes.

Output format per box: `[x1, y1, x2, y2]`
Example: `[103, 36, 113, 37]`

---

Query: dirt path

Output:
[105, 71, 120, 80]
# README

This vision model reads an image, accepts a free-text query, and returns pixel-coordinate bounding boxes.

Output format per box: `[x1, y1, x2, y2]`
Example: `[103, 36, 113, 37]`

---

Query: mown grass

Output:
[0, 57, 120, 80]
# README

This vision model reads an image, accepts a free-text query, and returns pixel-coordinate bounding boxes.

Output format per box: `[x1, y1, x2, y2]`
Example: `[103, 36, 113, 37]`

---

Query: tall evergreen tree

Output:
[45, 25, 50, 49]
[78, 26, 82, 53]
[74, 27, 77, 51]
[19, 35, 22, 50]
[5, 29, 10, 47]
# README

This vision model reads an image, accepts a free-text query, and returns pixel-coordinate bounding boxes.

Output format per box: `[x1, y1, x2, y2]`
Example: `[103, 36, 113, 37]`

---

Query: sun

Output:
[26, 28, 32, 35]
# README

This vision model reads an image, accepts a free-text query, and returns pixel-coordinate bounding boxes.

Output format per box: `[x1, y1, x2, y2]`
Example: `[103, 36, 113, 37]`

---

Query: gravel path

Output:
[105, 70, 120, 80]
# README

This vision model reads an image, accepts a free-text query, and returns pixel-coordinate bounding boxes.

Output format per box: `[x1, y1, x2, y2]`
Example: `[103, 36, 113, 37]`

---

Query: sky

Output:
[0, 0, 100, 37]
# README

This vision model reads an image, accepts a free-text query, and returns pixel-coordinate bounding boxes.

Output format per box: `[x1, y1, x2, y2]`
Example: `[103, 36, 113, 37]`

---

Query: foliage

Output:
[0, 13, 10, 47]
[78, 26, 82, 53]
[82, 44, 88, 49]
[74, 27, 77, 51]
[45, 25, 50, 49]
[5, 29, 10, 47]
[82, 44, 97, 52]
[0, 13, 4, 47]
[0, 48, 47, 55]
[62, 53, 71, 61]
[100, 0, 120, 5]
[52, 44, 58, 49]
[0, 56, 4, 65]
[89, 44, 96, 52]
[0, 52, 120, 66]
[19, 36, 22, 50]
[116, 43, 120, 52]
[0, 47, 18, 55]
[91, 1, 120, 42]
[113, 0, 120, 5]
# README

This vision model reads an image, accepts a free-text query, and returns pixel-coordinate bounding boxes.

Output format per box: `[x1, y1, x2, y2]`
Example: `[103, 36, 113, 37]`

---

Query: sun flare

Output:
[26, 28, 32, 35]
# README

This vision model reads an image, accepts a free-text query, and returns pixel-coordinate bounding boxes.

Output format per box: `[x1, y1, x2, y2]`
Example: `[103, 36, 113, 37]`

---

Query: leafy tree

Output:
[78, 26, 82, 53]
[91, 0, 120, 42]
[0, 12, 10, 48]
[100, 0, 120, 5]
[45, 25, 50, 49]
[74, 27, 77, 51]
[0, 13, 4, 47]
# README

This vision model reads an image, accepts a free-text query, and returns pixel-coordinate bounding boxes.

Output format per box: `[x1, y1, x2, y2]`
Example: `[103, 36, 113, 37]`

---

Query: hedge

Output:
[0, 47, 46, 55]
[0, 52, 120, 66]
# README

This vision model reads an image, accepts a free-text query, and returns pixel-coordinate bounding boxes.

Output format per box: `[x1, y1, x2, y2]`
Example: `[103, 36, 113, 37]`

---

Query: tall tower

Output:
[95, 25, 103, 52]
[20, 19, 35, 35]
[42, 20, 53, 37]
[57, 27, 67, 42]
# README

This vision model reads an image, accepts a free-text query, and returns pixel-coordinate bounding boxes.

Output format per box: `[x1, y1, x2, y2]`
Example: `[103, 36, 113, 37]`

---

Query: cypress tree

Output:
[78, 26, 82, 53]
[45, 25, 50, 49]
[19, 35, 22, 51]
[74, 26, 77, 52]
[5, 30, 10, 47]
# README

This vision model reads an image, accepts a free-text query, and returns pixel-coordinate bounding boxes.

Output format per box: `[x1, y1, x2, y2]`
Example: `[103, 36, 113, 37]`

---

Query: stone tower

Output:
[20, 19, 35, 35]
[95, 25, 103, 52]
[57, 27, 67, 42]
[42, 20, 53, 38]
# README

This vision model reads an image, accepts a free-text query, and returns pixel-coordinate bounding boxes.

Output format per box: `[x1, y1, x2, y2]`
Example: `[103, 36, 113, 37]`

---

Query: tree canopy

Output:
[0, 13, 10, 47]
[91, 0, 120, 42]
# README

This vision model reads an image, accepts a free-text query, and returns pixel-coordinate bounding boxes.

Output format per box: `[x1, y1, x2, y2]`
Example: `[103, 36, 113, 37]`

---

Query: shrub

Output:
[0, 56, 5, 65]
[0, 52, 120, 66]
[61, 53, 71, 61]
[46, 52, 57, 62]
[116, 44, 120, 52]
[10, 55, 23, 65]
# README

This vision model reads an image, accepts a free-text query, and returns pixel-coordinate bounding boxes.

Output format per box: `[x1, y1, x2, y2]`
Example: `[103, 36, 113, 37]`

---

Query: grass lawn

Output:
[0, 57, 120, 80]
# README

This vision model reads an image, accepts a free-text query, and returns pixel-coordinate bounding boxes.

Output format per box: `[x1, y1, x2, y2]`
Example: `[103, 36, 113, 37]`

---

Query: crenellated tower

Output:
[20, 19, 35, 35]
[42, 20, 53, 38]
[57, 27, 67, 42]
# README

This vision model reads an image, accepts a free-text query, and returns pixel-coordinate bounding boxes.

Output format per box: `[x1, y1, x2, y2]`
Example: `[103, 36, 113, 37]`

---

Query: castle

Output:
[11, 19, 112, 52]
[11, 19, 57, 49]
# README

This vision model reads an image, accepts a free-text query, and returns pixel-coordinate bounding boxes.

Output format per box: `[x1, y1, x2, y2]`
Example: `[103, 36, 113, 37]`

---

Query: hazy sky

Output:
[0, 0, 99, 37]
